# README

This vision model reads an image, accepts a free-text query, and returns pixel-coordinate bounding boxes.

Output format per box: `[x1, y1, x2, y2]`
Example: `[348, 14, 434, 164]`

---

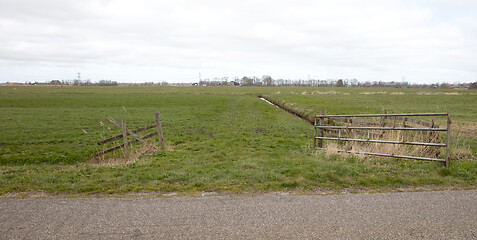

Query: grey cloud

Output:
[0, 0, 476, 83]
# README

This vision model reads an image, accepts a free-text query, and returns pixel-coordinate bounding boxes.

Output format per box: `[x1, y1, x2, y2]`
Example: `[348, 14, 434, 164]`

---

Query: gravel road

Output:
[1, 190, 476, 239]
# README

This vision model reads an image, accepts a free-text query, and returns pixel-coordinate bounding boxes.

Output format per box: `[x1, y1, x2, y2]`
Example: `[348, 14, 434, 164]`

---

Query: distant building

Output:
[50, 80, 62, 85]
[4, 82, 24, 86]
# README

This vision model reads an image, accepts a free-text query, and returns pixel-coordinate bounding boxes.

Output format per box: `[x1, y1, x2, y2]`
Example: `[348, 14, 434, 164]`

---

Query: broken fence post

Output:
[122, 120, 129, 159]
[156, 112, 165, 149]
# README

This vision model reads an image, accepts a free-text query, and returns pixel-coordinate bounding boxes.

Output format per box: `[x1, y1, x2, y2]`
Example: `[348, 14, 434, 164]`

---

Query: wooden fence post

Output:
[318, 111, 324, 148]
[313, 116, 317, 148]
[427, 118, 434, 142]
[122, 120, 129, 159]
[156, 112, 165, 149]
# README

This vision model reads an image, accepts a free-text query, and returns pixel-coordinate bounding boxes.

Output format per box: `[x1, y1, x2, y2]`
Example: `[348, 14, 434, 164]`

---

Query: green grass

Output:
[0, 86, 476, 195]
[262, 87, 477, 122]
[261, 87, 477, 157]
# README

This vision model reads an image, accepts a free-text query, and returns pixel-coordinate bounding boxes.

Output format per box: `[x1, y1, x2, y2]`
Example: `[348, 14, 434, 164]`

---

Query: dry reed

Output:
[320, 114, 475, 162]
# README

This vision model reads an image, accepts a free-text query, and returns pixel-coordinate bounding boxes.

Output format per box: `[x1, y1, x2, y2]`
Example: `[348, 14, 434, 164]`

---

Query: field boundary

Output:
[257, 95, 314, 124]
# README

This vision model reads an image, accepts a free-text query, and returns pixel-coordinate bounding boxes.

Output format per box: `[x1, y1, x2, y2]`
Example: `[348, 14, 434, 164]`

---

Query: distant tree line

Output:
[198, 77, 240, 86]
[18, 77, 477, 89]
[206, 76, 475, 89]
[70, 80, 119, 86]
[23, 79, 119, 86]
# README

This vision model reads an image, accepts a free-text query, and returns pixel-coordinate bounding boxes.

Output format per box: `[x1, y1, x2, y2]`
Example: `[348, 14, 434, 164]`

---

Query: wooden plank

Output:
[94, 144, 123, 156]
[318, 111, 324, 148]
[98, 134, 123, 146]
[133, 123, 159, 134]
[97, 123, 157, 145]
[94, 132, 157, 157]
[108, 117, 156, 149]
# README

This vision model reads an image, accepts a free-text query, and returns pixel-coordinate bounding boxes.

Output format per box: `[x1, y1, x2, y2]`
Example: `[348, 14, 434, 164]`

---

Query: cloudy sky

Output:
[1, 0, 476, 83]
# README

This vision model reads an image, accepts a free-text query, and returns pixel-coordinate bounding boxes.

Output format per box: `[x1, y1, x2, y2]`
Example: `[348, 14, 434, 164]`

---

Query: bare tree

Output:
[470, 81, 477, 89]
[262, 75, 273, 86]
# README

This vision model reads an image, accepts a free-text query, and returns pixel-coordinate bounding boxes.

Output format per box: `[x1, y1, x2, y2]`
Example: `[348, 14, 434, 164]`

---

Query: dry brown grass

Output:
[450, 124, 476, 161]
[454, 122, 477, 138]
[89, 144, 158, 166]
[415, 92, 462, 95]
[325, 131, 441, 158]
[311, 91, 339, 95]
[89, 138, 172, 166]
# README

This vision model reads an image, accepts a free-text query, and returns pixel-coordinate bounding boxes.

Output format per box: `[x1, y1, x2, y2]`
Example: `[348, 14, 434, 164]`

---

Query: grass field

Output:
[262, 87, 477, 159]
[0, 86, 476, 196]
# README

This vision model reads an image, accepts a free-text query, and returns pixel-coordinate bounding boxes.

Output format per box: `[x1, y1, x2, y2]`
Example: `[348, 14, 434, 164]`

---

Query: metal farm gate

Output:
[314, 112, 451, 166]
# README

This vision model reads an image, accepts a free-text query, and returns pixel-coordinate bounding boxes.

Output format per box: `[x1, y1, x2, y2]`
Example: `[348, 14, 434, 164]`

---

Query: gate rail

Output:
[314, 112, 451, 166]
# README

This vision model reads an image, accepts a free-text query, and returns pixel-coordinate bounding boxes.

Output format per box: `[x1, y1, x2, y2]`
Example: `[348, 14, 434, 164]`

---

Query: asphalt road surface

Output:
[1, 190, 476, 239]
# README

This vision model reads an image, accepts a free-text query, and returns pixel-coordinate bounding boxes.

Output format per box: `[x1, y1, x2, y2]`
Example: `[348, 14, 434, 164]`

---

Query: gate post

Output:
[122, 120, 129, 159]
[446, 113, 451, 167]
[314, 116, 317, 148]
[318, 111, 324, 148]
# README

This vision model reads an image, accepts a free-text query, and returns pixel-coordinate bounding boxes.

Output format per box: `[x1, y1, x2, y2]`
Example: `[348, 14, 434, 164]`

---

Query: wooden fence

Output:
[94, 112, 165, 158]
[314, 112, 451, 166]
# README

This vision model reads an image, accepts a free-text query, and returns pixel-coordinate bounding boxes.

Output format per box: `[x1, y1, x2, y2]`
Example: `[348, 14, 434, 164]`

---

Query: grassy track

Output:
[0, 86, 476, 195]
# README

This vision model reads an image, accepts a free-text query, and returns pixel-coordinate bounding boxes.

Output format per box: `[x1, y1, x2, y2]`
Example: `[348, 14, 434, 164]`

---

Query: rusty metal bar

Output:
[315, 136, 447, 147]
[316, 113, 448, 118]
[446, 113, 451, 167]
[315, 126, 447, 131]
[316, 148, 446, 162]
